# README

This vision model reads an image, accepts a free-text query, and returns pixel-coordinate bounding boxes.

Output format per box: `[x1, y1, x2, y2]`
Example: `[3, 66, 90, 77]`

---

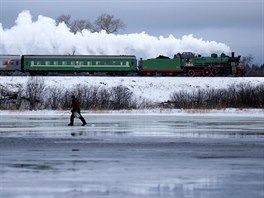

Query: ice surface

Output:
[0, 112, 263, 198]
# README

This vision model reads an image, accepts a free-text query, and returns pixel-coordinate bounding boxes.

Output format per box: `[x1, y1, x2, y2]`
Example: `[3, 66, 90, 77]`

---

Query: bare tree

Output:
[240, 54, 254, 76]
[24, 77, 45, 110]
[45, 87, 64, 110]
[56, 14, 72, 27]
[70, 19, 94, 33]
[110, 85, 134, 109]
[94, 14, 126, 34]
[240, 54, 254, 68]
[56, 15, 93, 33]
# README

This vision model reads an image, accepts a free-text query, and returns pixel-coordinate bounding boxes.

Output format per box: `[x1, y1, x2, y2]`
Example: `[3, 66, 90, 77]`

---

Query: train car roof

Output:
[22, 55, 137, 59]
[0, 55, 21, 58]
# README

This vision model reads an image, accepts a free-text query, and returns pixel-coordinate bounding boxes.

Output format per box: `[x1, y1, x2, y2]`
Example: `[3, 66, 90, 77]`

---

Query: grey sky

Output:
[0, 0, 263, 63]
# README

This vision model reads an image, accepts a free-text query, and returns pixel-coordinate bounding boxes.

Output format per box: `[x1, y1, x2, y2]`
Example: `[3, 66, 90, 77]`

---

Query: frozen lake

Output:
[0, 112, 264, 198]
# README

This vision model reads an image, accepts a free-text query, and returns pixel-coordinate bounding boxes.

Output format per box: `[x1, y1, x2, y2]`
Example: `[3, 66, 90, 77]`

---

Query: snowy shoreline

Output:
[0, 108, 263, 116]
[1, 76, 264, 103]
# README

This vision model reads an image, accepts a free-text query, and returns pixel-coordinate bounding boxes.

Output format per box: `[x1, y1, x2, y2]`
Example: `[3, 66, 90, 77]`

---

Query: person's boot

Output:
[80, 117, 87, 126]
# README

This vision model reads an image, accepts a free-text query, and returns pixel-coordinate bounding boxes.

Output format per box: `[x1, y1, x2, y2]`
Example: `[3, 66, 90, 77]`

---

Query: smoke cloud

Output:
[0, 10, 231, 58]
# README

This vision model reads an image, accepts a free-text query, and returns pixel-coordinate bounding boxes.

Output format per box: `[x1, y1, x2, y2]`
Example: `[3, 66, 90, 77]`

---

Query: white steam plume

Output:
[0, 10, 231, 58]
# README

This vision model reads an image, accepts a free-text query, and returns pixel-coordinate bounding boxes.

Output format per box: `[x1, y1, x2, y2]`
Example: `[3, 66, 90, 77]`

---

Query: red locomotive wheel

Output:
[203, 68, 211, 76]
[212, 68, 220, 76]
[188, 70, 195, 77]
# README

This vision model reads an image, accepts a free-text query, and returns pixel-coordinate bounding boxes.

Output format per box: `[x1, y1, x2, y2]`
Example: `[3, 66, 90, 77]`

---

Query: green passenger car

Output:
[22, 55, 137, 75]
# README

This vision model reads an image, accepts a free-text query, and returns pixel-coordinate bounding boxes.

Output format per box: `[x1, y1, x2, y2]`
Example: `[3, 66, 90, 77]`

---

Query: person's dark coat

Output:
[71, 97, 81, 113]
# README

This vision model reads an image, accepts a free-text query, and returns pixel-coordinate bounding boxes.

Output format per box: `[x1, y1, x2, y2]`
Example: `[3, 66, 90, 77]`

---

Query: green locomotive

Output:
[139, 52, 245, 76]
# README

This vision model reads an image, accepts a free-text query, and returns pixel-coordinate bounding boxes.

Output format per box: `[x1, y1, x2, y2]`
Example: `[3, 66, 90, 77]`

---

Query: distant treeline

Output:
[245, 64, 264, 77]
[241, 55, 264, 77]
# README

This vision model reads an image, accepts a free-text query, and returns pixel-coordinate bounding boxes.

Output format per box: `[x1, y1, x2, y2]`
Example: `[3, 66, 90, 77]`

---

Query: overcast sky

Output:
[0, 0, 263, 63]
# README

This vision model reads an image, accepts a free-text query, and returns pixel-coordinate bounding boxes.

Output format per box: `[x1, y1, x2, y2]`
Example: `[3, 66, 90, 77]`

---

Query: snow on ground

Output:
[0, 76, 264, 103]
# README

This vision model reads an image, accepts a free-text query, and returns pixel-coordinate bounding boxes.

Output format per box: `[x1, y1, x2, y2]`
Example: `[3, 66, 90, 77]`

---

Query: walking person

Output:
[68, 95, 87, 126]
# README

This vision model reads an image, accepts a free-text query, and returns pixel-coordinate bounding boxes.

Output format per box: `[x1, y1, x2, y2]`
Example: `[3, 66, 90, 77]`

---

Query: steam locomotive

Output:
[0, 52, 245, 76]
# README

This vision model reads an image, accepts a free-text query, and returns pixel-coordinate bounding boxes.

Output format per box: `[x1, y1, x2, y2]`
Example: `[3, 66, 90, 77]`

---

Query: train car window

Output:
[120, 61, 123, 66]
[62, 61, 67, 65]
[87, 61, 91, 65]
[131, 61, 134, 66]
[79, 61, 84, 65]
[126, 61, 129, 66]
[54, 61, 58, 65]
[70, 61, 75, 65]
[96, 61, 100, 65]
[113, 61, 116, 65]
[45, 61, 50, 65]
[31, 61, 34, 65]
[37, 61, 40, 65]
